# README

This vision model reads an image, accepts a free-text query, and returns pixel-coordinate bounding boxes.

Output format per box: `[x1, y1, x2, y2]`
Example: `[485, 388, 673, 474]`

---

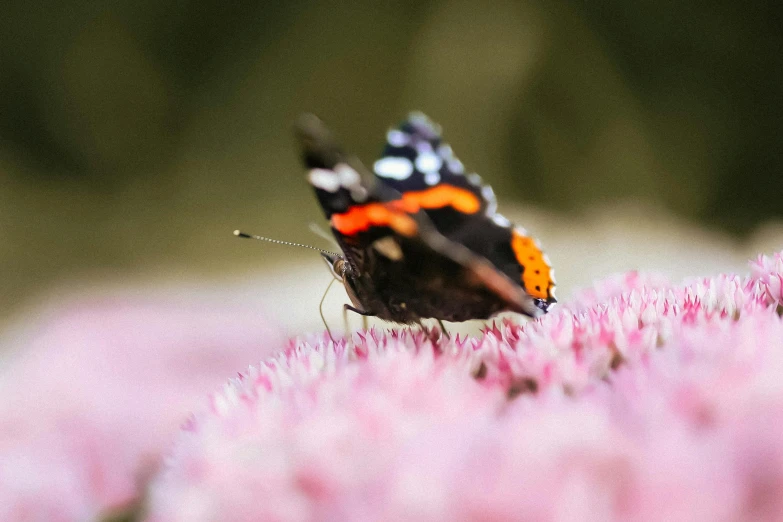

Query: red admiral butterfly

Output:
[293, 112, 556, 326]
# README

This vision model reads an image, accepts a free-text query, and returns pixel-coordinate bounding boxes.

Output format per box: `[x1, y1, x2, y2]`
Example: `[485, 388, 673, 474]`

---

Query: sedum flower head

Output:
[145, 252, 783, 521]
[750, 251, 783, 306]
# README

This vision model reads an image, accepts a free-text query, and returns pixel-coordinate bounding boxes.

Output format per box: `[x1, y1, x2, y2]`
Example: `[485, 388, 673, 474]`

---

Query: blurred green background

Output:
[1, 0, 782, 325]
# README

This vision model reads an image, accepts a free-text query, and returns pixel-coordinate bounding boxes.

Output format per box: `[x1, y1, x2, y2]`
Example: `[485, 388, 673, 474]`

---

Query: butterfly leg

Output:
[417, 319, 443, 345]
[436, 318, 450, 339]
[343, 304, 372, 334]
[319, 278, 337, 342]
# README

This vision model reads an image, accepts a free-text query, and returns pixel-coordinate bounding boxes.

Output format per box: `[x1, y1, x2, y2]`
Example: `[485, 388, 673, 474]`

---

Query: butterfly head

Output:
[320, 251, 346, 282]
[320, 251, 364, 311]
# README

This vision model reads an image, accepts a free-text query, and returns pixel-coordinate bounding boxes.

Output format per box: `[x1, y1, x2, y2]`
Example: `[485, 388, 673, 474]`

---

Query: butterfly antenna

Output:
[233, 230, 340, 257]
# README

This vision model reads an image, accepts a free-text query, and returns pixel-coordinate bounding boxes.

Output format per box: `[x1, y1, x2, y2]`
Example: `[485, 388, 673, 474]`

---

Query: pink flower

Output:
[750, 250, 783, 305]
[0, 296, 284, 521]
[565, 270, 671, 312]
[6, 250, 783, 521]
[144, 252, 783, 521]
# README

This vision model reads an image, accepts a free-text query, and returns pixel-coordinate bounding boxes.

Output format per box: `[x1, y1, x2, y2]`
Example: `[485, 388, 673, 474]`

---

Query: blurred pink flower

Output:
[144, 251, 783, 521]
[564, 270, 671, 312]
[750, 251, 783, 305]
[0, 296, 284, 521]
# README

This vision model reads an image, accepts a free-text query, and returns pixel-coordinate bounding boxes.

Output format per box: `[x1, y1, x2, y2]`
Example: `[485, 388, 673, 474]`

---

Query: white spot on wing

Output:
[350, 186, 368, 202]
[437, 144, 453, 158]
[387, 129, 409, 147]
[414, 141, 433, 154]
[448, 159, 465, 173]
[308, 168, 340, 192]
[468, 173, 482, 185]
[408, 112, 440, 134]
[424, 171, 441, 185]
[549, 268, 557, 284]
[335, 164, 361, 187]
[491, 213, 511, 227]
[435, 143, 464, 174]
[415, 151, 442, 173]
[481, 185, 496, 203]
[334, 163, 367, 201]
[374, 157, 414, 180]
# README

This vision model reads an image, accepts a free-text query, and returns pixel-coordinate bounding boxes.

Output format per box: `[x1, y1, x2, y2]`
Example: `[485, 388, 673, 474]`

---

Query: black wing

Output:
[372, 112, 556, 308]
[294, 113, 543, 322]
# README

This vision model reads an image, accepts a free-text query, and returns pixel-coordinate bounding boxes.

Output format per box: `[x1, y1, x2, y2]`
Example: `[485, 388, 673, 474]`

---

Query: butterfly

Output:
[294, 112, 556, 327]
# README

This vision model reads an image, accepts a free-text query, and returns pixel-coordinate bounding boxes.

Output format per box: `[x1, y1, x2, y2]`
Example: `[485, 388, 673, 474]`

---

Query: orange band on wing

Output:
[401, 185, 481, 214]
[511, 230, 553, 300]
[331, 185, 480, 237]
[332, 203, 418, 237]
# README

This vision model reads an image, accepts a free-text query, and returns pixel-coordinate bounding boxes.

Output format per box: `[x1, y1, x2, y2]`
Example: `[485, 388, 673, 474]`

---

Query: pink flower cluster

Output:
[751, 250, 783, 305]
[0, 298, 283, 522]
[144, 251, 783, 521]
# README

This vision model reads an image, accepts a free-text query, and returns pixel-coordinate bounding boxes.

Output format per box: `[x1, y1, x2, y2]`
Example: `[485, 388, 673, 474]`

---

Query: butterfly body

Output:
[329, 233, 515, 323]
[296, 113, 556, 325]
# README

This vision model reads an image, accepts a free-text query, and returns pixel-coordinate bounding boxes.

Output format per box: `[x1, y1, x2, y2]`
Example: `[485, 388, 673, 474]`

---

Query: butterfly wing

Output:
[295, 113, 543, 322]
[372, 112, 556, 309]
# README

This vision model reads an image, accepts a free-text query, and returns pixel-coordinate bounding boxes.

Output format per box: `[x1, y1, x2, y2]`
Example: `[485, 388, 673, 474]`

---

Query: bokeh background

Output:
[1, 0, 782, 334]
